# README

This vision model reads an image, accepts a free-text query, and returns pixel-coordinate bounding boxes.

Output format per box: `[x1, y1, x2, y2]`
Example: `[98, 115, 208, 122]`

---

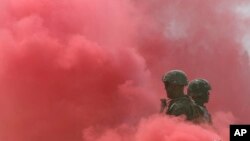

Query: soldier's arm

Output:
[208, 113, 213, 124]
[160, 99, 167, 113]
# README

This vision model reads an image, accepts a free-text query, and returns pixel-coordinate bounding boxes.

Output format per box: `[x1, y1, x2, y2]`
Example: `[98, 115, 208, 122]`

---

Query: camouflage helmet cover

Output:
[162, 70, 188, 86]
[188, 78, 211, 93]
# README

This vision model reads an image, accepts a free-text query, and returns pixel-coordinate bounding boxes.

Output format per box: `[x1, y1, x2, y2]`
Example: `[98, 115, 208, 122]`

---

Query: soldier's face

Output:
[203, 91, 210, 103]
[164, 83, 176, 98]
[196, 91, 210, 104]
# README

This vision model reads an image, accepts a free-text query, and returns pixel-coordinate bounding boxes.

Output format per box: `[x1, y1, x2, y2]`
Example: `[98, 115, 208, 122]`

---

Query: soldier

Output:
[187, 79, 212, 124]
[162, 70, 201, 121]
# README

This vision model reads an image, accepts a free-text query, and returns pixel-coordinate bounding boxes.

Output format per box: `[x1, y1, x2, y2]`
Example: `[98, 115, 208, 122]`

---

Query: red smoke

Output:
[0, 0, 249, 141]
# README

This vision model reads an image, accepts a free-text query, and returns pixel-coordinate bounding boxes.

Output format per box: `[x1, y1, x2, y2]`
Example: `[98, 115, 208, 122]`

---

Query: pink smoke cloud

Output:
[83, 114, 230, 141]
[0, 0, 249, 141]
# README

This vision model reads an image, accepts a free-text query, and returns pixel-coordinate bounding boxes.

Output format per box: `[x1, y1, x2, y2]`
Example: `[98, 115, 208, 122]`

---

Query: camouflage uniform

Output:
[167, 95, 202, 121]
[162, 70, 202, 122]
[188, 79, 212, 124]
[198, 106, 212, 124]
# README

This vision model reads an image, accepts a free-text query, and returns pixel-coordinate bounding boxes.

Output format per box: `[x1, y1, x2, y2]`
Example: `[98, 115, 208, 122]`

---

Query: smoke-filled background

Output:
[0, 0, 250, 141]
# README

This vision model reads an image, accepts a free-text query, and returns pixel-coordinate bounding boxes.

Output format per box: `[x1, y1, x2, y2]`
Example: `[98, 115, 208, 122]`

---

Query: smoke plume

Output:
[0, 0, 249, 141]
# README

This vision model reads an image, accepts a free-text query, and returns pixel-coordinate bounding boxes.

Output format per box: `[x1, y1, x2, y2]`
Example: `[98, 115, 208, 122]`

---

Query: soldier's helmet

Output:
[187, 79, 211, 94]
[162, 70, 188, 86]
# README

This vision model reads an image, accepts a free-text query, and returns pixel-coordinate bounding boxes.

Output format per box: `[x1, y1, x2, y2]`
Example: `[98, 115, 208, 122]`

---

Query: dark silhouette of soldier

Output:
[161, 70, 201, 121]
[187, 78, 212, 124]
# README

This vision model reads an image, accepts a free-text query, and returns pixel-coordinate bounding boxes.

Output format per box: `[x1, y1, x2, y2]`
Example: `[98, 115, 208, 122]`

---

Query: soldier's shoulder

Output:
[173, 96, 193, 104]
[167, 102, 187, 116]
[168, 97, 193, 115]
